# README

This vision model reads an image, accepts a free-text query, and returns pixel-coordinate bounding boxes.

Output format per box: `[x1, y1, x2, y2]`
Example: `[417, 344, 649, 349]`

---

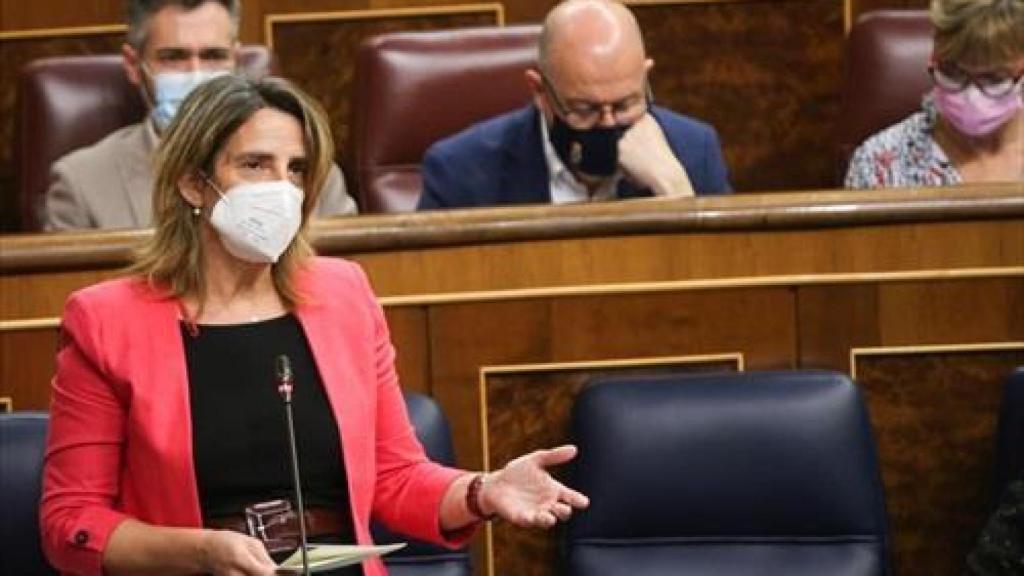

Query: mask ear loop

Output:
[202, 173, 230, 204]
[137, 61, 160, 112]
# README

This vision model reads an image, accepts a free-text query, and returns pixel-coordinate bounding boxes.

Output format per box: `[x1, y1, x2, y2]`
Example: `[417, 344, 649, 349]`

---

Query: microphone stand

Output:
[277, 355, 310, 576]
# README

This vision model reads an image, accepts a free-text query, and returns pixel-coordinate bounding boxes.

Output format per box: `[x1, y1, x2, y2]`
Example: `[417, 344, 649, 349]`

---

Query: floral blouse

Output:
[845, 96, 962, 189]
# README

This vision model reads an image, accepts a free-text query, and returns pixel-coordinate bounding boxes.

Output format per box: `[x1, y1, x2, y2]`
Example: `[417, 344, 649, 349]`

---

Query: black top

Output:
[184, 314, 362, 574]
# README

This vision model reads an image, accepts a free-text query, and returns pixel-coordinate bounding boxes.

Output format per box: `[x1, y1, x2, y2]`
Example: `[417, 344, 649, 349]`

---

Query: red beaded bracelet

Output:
[466, 473, 496, 521]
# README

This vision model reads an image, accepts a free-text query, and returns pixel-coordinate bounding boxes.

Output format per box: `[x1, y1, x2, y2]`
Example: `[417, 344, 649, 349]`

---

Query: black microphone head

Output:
[276, 354, 293, 382]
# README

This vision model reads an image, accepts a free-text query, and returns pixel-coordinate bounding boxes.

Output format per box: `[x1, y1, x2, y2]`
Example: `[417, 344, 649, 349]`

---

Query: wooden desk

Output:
[2, 185, 1023, 575]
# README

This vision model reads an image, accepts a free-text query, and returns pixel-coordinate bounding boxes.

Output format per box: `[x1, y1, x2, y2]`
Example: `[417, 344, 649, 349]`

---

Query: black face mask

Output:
[548, 115, 628, 178]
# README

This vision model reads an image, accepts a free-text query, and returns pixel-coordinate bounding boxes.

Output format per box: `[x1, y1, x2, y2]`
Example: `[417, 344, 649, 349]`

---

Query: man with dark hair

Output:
[418, 0, 730, 210]
[41, 0, 356, 231]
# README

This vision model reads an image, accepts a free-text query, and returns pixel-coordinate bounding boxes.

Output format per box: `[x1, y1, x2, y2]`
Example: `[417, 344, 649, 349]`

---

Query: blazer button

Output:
[74, 530, 89, 545]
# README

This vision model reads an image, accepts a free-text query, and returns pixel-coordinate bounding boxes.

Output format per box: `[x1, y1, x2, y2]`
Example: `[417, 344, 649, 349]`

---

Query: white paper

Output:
[276, 543, 406, 574]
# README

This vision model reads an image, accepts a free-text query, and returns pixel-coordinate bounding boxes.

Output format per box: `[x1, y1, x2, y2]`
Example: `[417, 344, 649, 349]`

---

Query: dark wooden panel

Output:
[383, 305, 430, 394]
[0, 32, 124, 231]
[268, 8, 500, 178]
[0, 3, 123, 31]
[485, 359, 739, 576]
[0, 327, 59, 411]
[856, 349, 1024, 576]
[798, 278, 1024, 370]
[633, 0, 844, 192]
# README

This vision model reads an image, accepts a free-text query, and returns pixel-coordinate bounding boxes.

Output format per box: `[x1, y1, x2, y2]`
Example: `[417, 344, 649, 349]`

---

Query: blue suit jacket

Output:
[418, 105, 731, 209]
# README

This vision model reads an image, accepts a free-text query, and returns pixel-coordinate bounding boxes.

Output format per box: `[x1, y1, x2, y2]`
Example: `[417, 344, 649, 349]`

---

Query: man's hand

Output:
[618, 113, 695, 197]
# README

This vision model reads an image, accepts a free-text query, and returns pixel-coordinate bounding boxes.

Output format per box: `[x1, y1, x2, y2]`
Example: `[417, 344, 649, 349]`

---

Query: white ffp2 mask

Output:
[208, 179, 304, 264]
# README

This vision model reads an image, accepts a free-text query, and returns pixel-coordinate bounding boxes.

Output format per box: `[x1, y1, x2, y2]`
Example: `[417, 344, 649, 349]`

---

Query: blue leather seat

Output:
[564, 371, 892, 576]
[373, 392, 472, 576]
[0, 412, 57, 575]
[994, 367, 1024, 499]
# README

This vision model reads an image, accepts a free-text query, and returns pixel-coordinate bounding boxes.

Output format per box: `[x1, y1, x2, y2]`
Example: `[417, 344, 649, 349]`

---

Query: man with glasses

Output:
[417, 0, 731, 210]
[41, 0, 356, 231]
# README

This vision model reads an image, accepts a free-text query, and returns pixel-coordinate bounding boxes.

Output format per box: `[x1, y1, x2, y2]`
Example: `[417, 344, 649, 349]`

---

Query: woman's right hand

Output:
[201, 530, 277, 576]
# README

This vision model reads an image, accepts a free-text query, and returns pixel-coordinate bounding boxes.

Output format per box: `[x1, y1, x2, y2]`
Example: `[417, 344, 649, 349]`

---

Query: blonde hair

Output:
[931, 0, 1024, 68]
[131, 75, 334, 312]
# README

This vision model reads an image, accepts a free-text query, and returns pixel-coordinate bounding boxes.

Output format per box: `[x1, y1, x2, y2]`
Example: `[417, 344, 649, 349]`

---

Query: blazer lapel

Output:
[293, 294, 372, 543]
[500, 106, 553, 204]
[132, 289, 204, 526]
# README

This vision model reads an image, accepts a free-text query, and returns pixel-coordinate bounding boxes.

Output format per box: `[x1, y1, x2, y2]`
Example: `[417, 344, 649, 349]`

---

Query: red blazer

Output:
[41, 257, 467, 576]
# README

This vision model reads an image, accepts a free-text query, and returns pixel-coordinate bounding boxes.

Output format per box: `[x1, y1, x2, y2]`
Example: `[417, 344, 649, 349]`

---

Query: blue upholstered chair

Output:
[0, 412, 57, 575]
[374, 392, 472, 576]
[564, 371, 892, 576]
[994, 367, 1024, 500]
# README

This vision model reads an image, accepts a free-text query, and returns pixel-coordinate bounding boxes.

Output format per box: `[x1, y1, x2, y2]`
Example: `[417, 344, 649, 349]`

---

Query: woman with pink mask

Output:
[845, 0, 1023, 188]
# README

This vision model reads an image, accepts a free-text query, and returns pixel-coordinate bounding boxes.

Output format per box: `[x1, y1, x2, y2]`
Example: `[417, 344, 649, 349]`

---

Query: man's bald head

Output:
[538, 0, 647, 79]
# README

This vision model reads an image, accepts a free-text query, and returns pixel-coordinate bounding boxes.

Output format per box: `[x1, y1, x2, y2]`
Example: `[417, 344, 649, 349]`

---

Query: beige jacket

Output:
[42, 122, 357, 231]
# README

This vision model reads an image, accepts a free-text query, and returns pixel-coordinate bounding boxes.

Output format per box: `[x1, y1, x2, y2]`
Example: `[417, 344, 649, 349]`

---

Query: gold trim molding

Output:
[0, 24, 125, 41]
[850, 341, 1024, 379]
[263, 3, 505, 48]
[0, 318, 61, 332]
[477, 351, 743, 576]
[378, 266, 1024, 308]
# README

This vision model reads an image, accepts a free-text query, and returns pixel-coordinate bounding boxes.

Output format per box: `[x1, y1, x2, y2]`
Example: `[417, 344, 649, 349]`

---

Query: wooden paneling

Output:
[0, 3, 123, 31]
[383, 305, 430, 394]
[854, 347, 1024, 576]
[267, 5, 501, 171]
[633, 0, 843, 192]
[427, 288, 796, 474]
[484, 356, 741, 576]
[0, 326, 59, 411]
[798, 278, 1024, 370]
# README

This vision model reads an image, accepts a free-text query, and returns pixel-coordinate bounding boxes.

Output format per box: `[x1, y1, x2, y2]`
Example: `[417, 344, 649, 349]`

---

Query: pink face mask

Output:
[933, 81, 1023, 138]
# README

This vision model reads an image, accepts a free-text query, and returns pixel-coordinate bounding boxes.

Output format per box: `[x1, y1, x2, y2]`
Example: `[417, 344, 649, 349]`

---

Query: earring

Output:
[192, 206, 201, 217]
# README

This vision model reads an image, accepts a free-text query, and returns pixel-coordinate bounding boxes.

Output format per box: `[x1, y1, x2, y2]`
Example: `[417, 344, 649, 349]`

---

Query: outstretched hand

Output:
[480, 445, 589, 528]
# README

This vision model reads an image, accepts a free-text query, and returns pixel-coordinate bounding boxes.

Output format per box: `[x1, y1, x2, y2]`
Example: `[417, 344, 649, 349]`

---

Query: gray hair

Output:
[126, 0, 240, 49]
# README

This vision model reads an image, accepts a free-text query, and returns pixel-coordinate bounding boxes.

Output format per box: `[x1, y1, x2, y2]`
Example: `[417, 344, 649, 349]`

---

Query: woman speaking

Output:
[40, 75, 588, 576]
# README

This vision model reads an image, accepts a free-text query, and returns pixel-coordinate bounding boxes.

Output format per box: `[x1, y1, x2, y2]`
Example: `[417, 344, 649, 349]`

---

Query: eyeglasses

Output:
[541, 74, 650, 129]
[929, 61, 1024, 98]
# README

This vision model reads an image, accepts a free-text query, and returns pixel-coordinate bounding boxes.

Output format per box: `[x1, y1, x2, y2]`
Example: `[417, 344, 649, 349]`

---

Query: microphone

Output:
[276, 354, 310, 576]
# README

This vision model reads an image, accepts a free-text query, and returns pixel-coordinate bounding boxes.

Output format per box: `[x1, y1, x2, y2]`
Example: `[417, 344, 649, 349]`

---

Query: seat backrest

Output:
[994, 367, 1024, 499]
[349, 25, 540, 214]
[373, 392, 471, 576]
[0, 412, 57, 575]
[836, 10, 933, 183]
[565, 371, 891, 576]
[15, 46, 274, 231]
